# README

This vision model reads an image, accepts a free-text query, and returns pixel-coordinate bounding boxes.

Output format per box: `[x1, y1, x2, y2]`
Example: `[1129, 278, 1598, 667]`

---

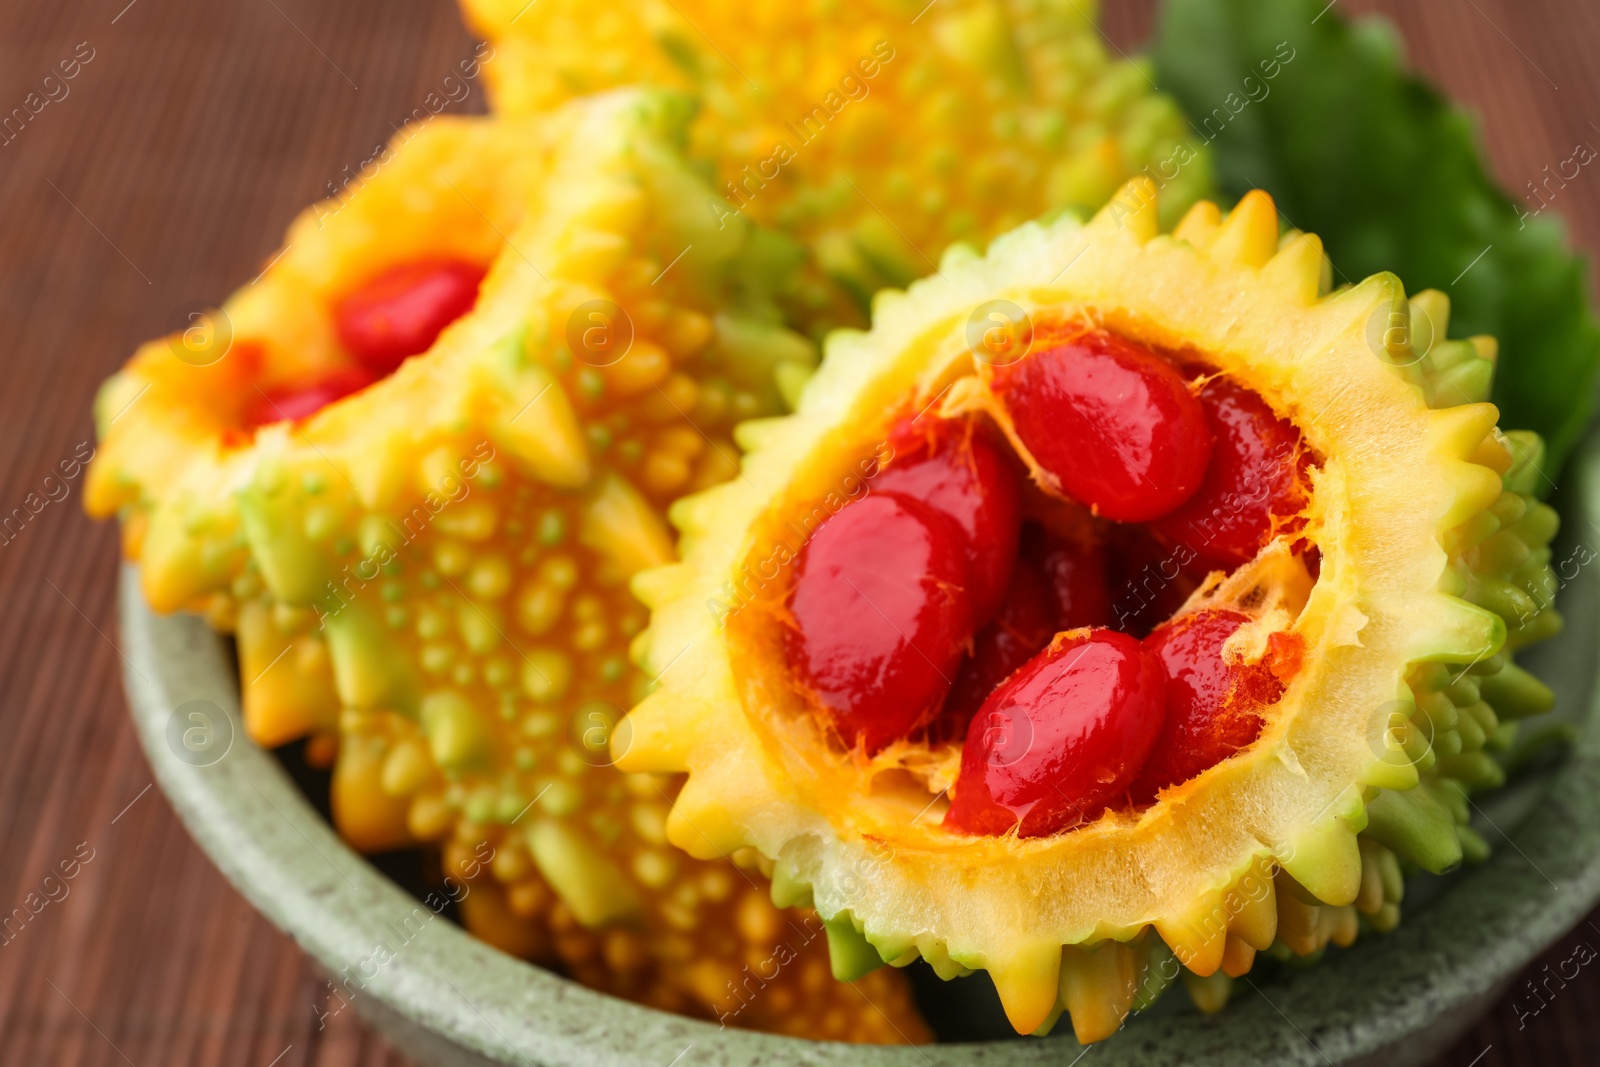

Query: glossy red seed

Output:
[1148, 378, 1307, 571]
[786, 492, 973, 753]
[871, 420, 1022, 625]
[1027, 523, 1112, 633]
[243, 367, 378, 428]
[1130, 609, 1285, 801]
[334, 259, 487, 375]
[938, 556, 1058, 733]
[944, 629, 1166, 837]
[988, 329, 1212, 522]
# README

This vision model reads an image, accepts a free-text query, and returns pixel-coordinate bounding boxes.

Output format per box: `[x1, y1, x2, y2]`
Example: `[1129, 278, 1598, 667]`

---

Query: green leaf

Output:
[1152, 0, 1600, 478]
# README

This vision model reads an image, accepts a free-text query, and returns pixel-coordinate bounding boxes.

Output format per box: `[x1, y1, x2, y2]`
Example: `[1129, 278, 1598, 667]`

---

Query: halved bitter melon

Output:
[87, 91, 927, 1042]
[86, 110, 552, 628]
[623, 180, 1561, 1040]
[459, 0, 1211, 326]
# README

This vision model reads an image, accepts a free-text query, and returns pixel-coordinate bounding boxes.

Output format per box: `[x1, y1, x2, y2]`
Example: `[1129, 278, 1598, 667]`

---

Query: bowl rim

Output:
[117, 434, 1600, 1067]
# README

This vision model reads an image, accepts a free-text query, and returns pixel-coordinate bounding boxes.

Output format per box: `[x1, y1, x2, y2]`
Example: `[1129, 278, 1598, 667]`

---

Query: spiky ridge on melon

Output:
[624, 181, 1561, 1040]
[86, 91, 928, 1043]
[458, 0, 1211, 325]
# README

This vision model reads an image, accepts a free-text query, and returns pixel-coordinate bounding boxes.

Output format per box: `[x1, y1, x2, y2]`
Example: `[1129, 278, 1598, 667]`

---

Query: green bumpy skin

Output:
[620, 182, 1562, 1041]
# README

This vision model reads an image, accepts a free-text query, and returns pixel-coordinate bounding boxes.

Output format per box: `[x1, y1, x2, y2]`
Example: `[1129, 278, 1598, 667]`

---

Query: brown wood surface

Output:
[0, 1, 1595, 1064]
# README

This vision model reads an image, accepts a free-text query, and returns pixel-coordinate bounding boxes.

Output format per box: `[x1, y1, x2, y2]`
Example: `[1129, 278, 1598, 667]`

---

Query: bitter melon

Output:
[623, 181, 1560, 1041]
[458, 0, 1211, 325]
[88, 91, 927, 1043]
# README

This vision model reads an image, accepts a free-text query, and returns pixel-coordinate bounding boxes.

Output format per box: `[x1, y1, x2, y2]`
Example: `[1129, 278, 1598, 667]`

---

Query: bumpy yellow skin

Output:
[459, 0, 1211, 324]
[624, 182, 1560, 1041]
[87, 93, 927, 1043]
[87, 114, 543, 624]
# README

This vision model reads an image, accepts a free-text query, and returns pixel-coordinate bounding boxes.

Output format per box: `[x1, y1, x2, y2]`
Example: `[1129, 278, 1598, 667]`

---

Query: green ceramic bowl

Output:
[119, 431, 1600, 1067]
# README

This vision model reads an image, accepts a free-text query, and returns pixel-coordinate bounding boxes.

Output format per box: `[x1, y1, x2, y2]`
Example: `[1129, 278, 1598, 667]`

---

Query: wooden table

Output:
[0, 1, 1595, 1063]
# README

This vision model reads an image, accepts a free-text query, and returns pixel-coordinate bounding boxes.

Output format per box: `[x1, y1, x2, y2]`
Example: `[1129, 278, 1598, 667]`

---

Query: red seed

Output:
[1148, 377, 1308, 571]
[334, 259, 487, 375]
[938, 556, 1058, 734]
[1130, 609, 1286, 801]
[988, 329, 1212, 522]
[944, 629, 1166, 837]
[243, 367, 378, 428]
[786, 492, 973, 753]
[871, 420, 1022, 625]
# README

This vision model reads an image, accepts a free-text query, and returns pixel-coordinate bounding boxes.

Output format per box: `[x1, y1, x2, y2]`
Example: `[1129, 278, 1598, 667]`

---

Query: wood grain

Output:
[0, 1, 1593, 1064]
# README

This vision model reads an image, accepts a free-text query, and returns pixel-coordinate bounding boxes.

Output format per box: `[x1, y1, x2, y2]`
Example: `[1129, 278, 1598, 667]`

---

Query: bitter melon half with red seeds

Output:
[87, 92, 927, 1042]
[624, 181, 1561, 1040]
